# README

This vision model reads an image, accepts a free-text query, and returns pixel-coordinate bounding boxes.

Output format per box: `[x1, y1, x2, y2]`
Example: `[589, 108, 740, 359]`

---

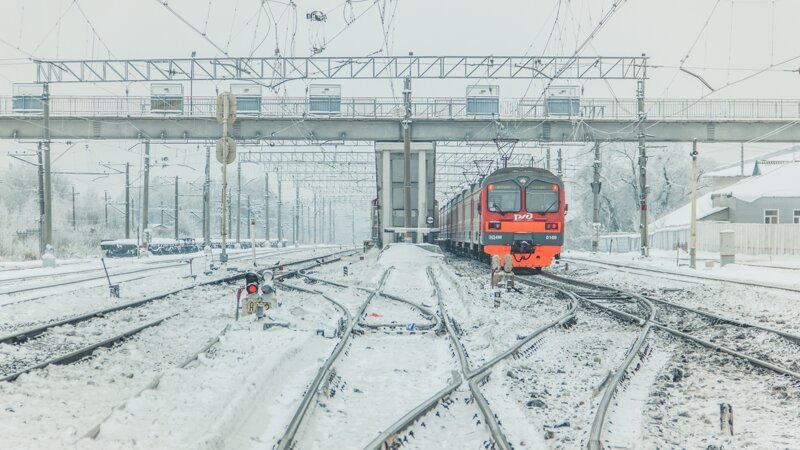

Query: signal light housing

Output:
[489, 221, 501, 230]
[245, 272, 260, 295]
[545, 223, 559, 230]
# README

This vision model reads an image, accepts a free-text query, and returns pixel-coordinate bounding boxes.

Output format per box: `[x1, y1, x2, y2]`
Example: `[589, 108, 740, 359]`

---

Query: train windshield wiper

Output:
[535, 199, 559, 216]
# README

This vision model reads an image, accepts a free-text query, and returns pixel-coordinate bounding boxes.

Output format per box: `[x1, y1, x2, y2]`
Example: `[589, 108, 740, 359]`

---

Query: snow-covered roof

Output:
[703, 146, 800, 178]
[653, 162, 800, 228]
[652, 192, 715, 229]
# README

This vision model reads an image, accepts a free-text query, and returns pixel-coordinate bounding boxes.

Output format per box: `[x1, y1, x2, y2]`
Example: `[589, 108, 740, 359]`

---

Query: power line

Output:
[153, 0, 229, 56]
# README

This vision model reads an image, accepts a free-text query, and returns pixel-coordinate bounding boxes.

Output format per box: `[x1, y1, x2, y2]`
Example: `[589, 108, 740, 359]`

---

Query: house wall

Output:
[733, 198, 800, 224]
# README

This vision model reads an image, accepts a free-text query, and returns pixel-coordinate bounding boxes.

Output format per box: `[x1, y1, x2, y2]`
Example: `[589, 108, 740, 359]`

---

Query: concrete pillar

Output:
[720, 230, 735, 267]
[416, 150, 427, 243]
[382, 149, 393, 246]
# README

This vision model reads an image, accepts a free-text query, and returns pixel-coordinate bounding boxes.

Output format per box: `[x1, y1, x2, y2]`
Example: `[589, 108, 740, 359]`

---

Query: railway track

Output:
[275, 268, 392, 450]
[0, 246, 313, 303]
[528, 270, 800, 448]
[0, 249, 358, 384]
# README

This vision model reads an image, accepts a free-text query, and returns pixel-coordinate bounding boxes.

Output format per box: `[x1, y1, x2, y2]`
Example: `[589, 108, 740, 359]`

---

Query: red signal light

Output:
[552, 184, 559, 191]
[488, 184, 494, 191]
[246, 284, 258, 294]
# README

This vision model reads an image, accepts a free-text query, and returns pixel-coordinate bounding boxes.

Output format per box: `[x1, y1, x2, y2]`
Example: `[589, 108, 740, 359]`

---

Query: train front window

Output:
[487, 181, 521, 213]
[526, 181, 559, 213]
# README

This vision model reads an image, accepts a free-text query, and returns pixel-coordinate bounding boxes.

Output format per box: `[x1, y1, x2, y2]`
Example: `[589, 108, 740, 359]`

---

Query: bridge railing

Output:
[1, 96, 798, 120]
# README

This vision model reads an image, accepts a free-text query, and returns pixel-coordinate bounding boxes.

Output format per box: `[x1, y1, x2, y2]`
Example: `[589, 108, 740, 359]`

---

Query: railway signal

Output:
[238, 271, 278, 320]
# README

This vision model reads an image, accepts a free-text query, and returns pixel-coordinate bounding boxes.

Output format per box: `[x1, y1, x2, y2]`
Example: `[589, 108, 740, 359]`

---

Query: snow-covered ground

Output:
[1, 244, 799, 449]
[555, 250, 800, 448]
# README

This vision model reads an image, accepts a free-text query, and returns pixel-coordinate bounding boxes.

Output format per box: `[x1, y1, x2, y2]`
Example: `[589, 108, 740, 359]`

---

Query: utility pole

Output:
[637, 73, 649, 257]
[557, 148, 563, 177]
[294, 184, 300, 244]
[306, 205, 311, 243]
[546, 148, 551, 171]
[352, 210, 355, 245]
[71, 186, 78, 230]
[330, 201, 335, 243]
[246, 195, 251, 240]
[37, 145, 45, 254]
[103, 191, 108, 228]
[591, 142, 602, 253]
[218, 92, 236, 263]
[277, 180, 283, 242]
[313, 193, 317, 244]
[402, 76, 412, 232]
[236, 159, 241, 243]
[321, 196, 325, 243]
[160, 201, 164, 225]
[740, 142, 744, 176]
[125, 162, 131, 239]
[142, 141, 150, 238]
[174, 176, 179, 239]
[203, 145, 211, 247]
[690, 139, 699, 269]
[228, 190, 233, 236]
[264, 172, 270, 241]
[42, 83, 52, 251]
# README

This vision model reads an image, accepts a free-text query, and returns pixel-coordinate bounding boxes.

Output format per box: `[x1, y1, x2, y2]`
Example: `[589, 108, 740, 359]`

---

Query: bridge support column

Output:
[417, 150, 427, 243]
[382, 149, 393, 246]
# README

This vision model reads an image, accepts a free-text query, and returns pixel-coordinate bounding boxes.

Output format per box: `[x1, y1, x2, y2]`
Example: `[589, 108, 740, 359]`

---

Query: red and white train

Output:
[438, 167, 566, 269]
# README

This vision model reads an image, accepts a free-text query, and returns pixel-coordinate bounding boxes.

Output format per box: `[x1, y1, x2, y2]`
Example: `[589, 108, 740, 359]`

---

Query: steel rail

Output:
[363, 371, 462, 450]
[426, 267, 511, 450]
[276, 282, 354, 325]
[534, 271, 800, 449]
[516, 275, 655, 450]
[301, 275, 440, 331]
[0, 247, 309, 297]
[543, 271, 800, 347]
[0, 249, 355, 345]
[275, 269, 392, 450]
[81, 323, 232, 440]
[0, 314, 178, 382]
[367, 266, 578, 449]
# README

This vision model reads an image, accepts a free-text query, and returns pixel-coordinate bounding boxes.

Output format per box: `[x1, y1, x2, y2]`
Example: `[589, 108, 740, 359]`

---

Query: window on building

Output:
[764, 209, 779, 224]
[487, 180, 521, 213]
[794, 210, 800, 224]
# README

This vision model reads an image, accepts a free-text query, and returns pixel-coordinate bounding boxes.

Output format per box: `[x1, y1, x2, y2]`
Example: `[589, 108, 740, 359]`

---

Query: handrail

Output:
[2, 96, 799, 121]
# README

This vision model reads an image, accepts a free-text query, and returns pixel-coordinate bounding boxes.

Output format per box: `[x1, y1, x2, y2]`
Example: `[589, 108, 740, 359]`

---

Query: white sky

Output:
[0, 0, 798, 231]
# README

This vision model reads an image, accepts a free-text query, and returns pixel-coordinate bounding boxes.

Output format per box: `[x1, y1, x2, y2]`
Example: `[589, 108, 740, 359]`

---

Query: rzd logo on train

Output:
[513, 213, 534, 221]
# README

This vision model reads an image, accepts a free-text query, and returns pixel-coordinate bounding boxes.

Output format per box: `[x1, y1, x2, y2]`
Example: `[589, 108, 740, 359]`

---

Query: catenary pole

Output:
[236, 159, 241, 243]
[42, 83, 53, 251]
[37, 145, 45, 254]
[690, 139, 699, 269]
[142, 141, 150, 239]
[174, 176, 179, 239]
[637, 68, 649, 257]
[591, 142, 602, 253]
[125, 162, 130, 239]
[402, 76, 412, 232]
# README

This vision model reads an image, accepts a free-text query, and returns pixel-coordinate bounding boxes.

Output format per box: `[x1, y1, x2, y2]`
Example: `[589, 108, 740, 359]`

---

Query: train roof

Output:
[481, 167, 561, 188]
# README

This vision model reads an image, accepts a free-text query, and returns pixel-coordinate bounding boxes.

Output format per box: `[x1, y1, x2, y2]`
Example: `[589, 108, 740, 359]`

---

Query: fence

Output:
[600, 222, 800, 256]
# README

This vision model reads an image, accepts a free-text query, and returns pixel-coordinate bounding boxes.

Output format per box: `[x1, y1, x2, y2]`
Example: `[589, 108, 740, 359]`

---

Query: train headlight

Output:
[545, 223, 559, 230]
[489, 221, 501, 230]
